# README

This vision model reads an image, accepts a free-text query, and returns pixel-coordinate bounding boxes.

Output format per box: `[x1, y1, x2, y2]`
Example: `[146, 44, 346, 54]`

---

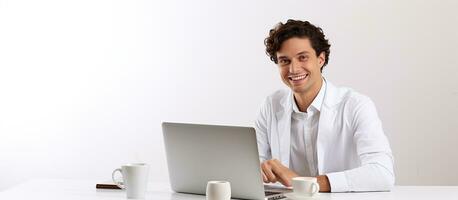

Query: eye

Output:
[299, 55, 308, 61]
[279, 59, 290, 65]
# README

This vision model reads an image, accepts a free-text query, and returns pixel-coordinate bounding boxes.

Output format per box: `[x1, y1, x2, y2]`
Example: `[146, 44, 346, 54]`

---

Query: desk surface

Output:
[1, 179, 457, 200]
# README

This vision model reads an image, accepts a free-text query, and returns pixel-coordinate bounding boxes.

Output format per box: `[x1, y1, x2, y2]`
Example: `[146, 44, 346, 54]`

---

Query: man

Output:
[255, 19, 395, 192]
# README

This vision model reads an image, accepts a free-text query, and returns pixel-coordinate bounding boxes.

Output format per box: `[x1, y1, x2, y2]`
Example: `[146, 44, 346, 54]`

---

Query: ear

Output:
[318, 52, 326, 68]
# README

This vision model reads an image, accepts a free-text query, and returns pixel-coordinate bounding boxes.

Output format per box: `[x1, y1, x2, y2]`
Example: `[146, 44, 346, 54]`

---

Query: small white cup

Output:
[112, 163, 149, 199]
[206, 181, 231, 200]
[292, 177, 320, 197]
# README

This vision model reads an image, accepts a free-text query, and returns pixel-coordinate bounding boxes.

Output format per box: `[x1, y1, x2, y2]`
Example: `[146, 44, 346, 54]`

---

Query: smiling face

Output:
[276, 37, 325, 95]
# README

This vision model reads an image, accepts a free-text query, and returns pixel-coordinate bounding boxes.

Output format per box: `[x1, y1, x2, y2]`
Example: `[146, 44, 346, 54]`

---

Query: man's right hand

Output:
[260, 159, 298, 187]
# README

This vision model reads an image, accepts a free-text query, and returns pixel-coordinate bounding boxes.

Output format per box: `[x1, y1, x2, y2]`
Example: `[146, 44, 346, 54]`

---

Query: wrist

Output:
[316, 175, 331, 192]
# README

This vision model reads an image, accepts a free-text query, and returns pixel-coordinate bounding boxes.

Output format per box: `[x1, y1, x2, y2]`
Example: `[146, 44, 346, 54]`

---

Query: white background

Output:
[0, 0, 457, 190]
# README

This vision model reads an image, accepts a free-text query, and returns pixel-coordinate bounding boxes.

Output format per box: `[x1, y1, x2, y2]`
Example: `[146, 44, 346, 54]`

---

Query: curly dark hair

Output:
[264, 19, 331, 71]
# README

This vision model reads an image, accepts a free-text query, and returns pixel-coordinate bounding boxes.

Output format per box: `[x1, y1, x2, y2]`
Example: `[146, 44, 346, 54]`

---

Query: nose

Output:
[289, 59, 301, 74]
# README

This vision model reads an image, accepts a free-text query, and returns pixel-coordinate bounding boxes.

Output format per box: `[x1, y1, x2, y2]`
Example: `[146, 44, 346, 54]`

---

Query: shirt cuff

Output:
[326, 171, 350, 192]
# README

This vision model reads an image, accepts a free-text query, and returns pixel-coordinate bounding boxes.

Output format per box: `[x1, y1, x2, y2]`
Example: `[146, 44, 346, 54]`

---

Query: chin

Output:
[290, 84, 310, 94]
[290, 86, 305, 94]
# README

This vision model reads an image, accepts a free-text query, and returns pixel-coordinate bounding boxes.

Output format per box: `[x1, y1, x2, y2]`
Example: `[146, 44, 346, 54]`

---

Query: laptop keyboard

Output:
[265, 191, 286, 200]
[265, 191, 281, 196]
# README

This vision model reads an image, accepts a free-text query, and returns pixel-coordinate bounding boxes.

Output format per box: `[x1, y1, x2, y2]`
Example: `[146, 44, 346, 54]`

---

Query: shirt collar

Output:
[292, 77, 326, 113]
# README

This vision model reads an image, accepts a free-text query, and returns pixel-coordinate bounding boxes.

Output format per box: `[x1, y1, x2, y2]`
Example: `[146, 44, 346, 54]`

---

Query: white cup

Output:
[291, 177, 320, 197]
[206, 181, 231, 200]
[112, 163, 149, 199]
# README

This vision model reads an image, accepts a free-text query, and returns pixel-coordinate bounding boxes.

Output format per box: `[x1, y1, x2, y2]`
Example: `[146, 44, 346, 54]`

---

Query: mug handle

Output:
[310, 182, 320, 195]
[112, 168, 125, 189]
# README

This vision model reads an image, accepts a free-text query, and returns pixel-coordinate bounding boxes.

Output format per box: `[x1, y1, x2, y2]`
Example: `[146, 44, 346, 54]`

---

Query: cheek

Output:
[305, 61, 321, 72]
[279, 68, 289, 77]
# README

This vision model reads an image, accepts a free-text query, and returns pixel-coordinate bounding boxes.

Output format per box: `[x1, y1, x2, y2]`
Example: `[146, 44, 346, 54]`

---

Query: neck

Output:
[294, 78, 323, 112]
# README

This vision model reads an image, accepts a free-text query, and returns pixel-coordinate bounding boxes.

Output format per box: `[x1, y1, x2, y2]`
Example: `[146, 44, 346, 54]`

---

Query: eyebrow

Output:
[277, 55, 289, 60]
[296, 51, 310, 56]
[277, 51, 310, 60]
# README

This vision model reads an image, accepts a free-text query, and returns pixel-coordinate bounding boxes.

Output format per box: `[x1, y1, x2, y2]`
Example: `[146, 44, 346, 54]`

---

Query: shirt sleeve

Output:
[326, 97, 395, 192]
[254, 98, 272, 163]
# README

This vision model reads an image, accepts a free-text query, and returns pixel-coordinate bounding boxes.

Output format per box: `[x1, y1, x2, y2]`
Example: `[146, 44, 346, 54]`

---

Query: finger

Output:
[262, 165, 277, 183]
[269, 166, 288, 186]
[261, 169, 268, 182]
[269, 161, 292, 187]
[271, 169, 292, 187]
[261, 162, 277, 183]
[268, 159, 283, 173]
[276, 173, 292, 187]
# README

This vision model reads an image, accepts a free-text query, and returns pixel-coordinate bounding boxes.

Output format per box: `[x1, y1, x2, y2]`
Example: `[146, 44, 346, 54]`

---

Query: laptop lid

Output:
[162, 122, 267, 199]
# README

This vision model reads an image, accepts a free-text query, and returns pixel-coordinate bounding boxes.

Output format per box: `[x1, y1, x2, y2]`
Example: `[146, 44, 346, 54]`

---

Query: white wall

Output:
[0, 0, 457, 190]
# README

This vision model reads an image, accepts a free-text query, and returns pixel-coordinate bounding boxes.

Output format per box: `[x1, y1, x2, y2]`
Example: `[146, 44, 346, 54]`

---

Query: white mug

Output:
[292, 177, 320, 197]
[206, 181, 231, 200]
[112, 163, 149, 199]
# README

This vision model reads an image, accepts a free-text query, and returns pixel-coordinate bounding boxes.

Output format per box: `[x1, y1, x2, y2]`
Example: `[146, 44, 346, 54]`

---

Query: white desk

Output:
[1, 179, 457, 200]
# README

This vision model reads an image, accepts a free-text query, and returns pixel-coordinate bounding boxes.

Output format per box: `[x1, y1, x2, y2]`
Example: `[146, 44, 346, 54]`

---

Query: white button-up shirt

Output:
[255, 78, 395, 192]
[289, 79, 326, 177]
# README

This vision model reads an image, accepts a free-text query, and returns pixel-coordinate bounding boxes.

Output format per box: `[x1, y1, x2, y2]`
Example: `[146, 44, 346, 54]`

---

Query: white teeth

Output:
[290, 74, 307, 81]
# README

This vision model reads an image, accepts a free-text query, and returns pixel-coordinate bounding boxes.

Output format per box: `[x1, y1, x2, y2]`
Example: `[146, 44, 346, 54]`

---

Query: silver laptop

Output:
[162, 122, 289, 200]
